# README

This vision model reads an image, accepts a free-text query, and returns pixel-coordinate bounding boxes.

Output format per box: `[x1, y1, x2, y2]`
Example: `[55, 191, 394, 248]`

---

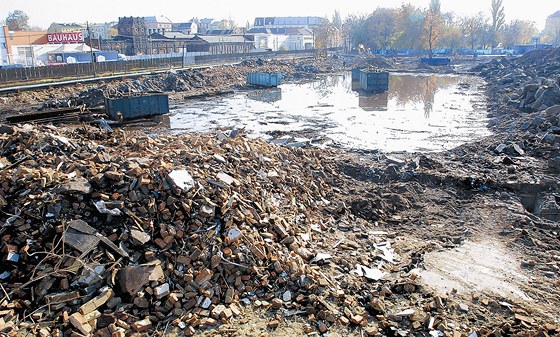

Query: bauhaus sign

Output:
[48, 32, 84, 43]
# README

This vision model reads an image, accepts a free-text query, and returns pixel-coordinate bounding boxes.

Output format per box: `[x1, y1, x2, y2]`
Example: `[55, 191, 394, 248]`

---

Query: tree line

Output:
[334, 0, 541, 52]
[3, 1, 552, 53]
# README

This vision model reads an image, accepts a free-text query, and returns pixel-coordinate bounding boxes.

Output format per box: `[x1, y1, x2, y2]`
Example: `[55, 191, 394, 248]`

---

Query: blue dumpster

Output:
[351, 68, 362, 81]
[359, 71, 390, 93]
[247, 72, 282, 87]
[105, 94, 169, 121]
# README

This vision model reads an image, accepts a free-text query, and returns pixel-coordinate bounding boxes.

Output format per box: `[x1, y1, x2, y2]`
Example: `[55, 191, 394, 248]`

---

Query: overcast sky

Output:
[1, 0, 558, 31]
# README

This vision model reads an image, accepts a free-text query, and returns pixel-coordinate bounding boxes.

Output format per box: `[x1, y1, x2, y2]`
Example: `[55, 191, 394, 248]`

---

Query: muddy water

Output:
[170, 73, 490, 152]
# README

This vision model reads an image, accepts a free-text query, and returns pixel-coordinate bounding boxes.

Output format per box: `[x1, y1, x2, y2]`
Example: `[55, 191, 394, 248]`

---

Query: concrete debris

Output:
[356, 264, 386, 281]
[167, 169, 195, 192]
[0, 53, 558, 337]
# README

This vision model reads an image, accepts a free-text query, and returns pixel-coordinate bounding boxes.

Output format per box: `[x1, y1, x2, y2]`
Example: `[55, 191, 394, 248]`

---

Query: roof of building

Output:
[177, 22, 195, 29]
[254, 16, 322, 26]
[206, 29, 234, 35]
[246, 27, 312, 35]
[199, 18, 215, 24]
[548, 10, 560, 18]
[144, 16, 173, 24]
[162, 32, 195, 39]
[50, 23, 84, 28]
[195, 35, 250, 43]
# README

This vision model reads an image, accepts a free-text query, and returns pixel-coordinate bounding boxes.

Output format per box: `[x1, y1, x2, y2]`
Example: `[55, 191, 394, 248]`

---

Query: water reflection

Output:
[353, 74, 455, 117]
[311, 75, 348, 98]
[359, 92, 389, 111]
[247, 88, 282, 103]
[170, 72, 490, 152]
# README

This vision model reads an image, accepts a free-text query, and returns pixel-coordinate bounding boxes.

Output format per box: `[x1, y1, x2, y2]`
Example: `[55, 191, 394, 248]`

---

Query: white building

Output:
[253, 16, 322, 29]
[191, 18, 220, 34]
[86, 22, 117, 39]
[172, 22, 198, 35]
[145, 16, 173, 35]
[247, 27, 314, 51]
[0, 26, 9, 65]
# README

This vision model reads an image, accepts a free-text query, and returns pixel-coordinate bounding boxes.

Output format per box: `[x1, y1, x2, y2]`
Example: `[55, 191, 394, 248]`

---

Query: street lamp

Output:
[87, 21, 96, 77]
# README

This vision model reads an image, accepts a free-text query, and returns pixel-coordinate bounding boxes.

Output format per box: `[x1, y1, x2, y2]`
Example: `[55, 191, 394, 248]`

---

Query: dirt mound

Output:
[517, 47, 560, 66]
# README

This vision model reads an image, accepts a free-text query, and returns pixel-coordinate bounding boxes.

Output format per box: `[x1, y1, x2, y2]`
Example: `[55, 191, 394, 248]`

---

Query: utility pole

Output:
[182, 42, 186, 68]
[87, 21, 96, 77]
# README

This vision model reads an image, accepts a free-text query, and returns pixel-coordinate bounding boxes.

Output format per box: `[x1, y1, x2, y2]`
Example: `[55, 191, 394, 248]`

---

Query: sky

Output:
[0, 0, 558, 31]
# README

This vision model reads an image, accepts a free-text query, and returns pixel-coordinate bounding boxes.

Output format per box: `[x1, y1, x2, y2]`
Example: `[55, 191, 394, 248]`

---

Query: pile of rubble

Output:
[0, 123, 330, 335]
[0, 123, 402, 336]
[472, 48, 560, 171]
[1, 122, 557, 336]
[1, 51, 559, 337]
[1, 58, 337, 116]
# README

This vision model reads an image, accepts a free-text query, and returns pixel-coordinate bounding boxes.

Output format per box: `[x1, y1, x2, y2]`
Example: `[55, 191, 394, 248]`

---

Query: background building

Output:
[247, 27, 314, 51]
[543, 11, 560, 46]
[172, 22, 198, 35]
[86, 22, 118, 40]
[253, 16, 322, 29]
[191, 18, 220, 34]
[47, 23, 85, 35]
[145, 16, 173, 35]
[0, 27, 48, 66]
[117, 17, 148, 55]
[0, 26, 9, 65]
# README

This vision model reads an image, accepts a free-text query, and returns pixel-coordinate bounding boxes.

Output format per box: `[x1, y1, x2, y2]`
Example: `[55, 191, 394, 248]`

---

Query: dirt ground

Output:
[0, 52, 558, 337]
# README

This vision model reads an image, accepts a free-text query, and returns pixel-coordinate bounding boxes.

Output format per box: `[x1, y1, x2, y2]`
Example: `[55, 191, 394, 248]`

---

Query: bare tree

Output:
[424, 0, 442, 56]
[502, 20, 537, 48]
[461, 14, 487, 50]
[332, 10, 343, 30]
[490, 0, 505, 47]
[343, 14, 369, 51]
[314, 18, 340, 50]
[5, 10, 30, 31]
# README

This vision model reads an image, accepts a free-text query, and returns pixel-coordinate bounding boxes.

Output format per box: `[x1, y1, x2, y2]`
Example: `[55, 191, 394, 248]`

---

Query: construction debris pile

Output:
[1, 118, 558, 337]
[1, 58, 340, 116]
[473, 48, 560, 173]
[0, 51, 559, 336]
[0, 123, 392, 337]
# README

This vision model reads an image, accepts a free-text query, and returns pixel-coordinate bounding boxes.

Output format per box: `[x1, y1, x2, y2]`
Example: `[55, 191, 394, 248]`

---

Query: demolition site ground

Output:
[0, 52, 559, 337]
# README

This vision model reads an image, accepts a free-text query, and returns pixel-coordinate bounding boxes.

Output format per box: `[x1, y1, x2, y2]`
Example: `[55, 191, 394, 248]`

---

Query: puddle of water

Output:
[418, 241, 531, 301]
[170, 73, 490, 152]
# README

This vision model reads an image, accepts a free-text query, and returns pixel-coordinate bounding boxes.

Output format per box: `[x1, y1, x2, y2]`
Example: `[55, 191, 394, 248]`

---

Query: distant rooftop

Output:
[51, 23, 84, 27]
[196, 35, 249, 43]
[549, 10, 560, 18]
[144, 16, 173, 23]
[162, 32, 193, 39]
[254, 16, 322, 27]
[247, 27, 313, 35]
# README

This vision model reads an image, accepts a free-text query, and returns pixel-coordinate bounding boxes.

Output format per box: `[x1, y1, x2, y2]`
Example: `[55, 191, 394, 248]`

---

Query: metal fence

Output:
[0, 58, 182, 85]
[0, 48, 337, 87]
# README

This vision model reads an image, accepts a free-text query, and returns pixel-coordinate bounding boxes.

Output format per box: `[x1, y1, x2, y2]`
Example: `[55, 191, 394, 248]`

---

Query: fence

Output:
[0, 48, 337, 87]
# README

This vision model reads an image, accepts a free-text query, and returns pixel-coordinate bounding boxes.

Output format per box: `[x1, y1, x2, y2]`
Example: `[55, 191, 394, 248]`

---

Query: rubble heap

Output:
[473, 48, 560, 170]
[1, 123, 557, 337]
[0, 123, 383, 336]
[0, 58, 338, 115]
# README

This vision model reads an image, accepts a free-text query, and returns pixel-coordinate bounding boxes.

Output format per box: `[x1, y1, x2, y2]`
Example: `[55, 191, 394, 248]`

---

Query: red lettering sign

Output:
[47, 32, 84, 44]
